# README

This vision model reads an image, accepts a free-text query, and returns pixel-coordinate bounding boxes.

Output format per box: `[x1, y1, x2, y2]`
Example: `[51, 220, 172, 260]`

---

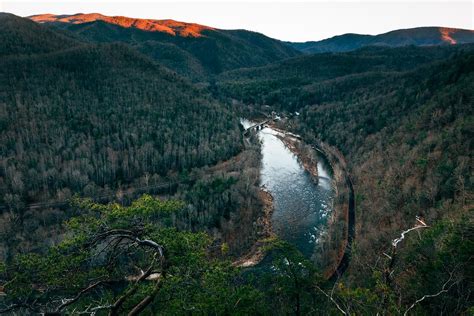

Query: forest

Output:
[218, 42, 474, 314]
[0, 13, 250, 260]
[0, 12, 473, 315]
[216, 44, 474, 110]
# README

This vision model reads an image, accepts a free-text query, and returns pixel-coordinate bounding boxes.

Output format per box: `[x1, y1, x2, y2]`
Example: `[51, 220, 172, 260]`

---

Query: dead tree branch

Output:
[314, 284, 347, 315]
[392, 217, 429, 248]
[403, 272, 454, 316]
[55, 280, 105, 313]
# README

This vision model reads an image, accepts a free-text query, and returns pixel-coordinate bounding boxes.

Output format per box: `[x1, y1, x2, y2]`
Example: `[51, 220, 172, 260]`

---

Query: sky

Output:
[1, 0, 473, 42]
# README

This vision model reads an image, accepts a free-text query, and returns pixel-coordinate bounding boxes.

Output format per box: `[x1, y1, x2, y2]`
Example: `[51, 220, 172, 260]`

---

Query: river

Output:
[241, 119, 335, 264]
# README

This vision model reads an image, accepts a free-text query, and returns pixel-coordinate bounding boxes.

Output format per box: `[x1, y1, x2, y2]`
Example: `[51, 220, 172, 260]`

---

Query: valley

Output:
[0, 11, 472, 315]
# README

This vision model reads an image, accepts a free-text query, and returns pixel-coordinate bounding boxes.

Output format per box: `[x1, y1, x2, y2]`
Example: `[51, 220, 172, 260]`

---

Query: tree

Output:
[260, 241, 326, 315]
[0, 195, 264, 315]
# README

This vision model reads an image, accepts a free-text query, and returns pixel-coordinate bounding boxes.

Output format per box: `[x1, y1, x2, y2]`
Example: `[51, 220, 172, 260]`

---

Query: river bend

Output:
[241, 119, 335, 263]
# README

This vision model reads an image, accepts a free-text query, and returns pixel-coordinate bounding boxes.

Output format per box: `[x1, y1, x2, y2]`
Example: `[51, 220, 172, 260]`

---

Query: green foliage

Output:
[107, 195, 185, 220]
[0, 195, 268, 314]
[397, 215, 474, 314]
[258, 241, 326, 315]
[152, 262, 265, 315]
[1, 13, 473, 315]
[221, 242, 230, 255]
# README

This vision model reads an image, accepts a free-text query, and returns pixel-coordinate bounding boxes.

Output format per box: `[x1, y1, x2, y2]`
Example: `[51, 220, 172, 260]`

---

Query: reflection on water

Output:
[241, 119, 334, 262]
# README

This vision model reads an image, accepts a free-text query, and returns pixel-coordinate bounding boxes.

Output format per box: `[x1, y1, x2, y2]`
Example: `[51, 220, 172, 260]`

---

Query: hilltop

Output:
[30, 13, 214, 37]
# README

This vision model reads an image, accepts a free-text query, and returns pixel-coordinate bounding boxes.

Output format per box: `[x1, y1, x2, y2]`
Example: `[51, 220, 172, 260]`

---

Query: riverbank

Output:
[233, 188, 275, 267]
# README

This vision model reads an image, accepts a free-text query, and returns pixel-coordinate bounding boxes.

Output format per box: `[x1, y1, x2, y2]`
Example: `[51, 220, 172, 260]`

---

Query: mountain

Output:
[0, 12, 242, 219]
[29, 13, 214, 37]
[29, 13, 301, 80]
[289, 27, 474, 53]
[293, 51, 474, 315]
[1, 13, 265, 262]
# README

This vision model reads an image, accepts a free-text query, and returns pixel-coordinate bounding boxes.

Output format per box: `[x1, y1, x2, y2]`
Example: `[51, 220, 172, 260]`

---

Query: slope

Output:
[0, 12, 80, 56]
[0, 14, 242, 210]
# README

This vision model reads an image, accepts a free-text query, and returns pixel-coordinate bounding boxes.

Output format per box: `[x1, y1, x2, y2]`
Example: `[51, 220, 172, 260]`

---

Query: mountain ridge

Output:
[27, 12, 300, 80]
[288, 26, 474, 53]
[29, 13, 214, 37]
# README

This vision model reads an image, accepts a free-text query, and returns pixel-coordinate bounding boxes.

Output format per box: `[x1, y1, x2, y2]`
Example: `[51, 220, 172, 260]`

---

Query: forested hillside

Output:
[217, 44, 474, 111]
[218, 45, 474, 314]
[0, 14, 241, 206]
[30, 13, 301, 81]
[0, 12, 79, 55]
[0, 13, 250, 257]
[298, 51, 473, 314]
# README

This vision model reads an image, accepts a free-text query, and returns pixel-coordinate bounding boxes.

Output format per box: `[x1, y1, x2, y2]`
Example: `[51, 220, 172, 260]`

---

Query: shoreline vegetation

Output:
[275, 124, 353, 279]
[232, 188, 275, 267]
[311, 139, 353, 279]
[233, 121, 275, 267]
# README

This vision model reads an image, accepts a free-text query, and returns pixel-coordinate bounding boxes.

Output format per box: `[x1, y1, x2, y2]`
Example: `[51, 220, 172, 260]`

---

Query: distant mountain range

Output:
[29, 13, 300, 80]
[288, 27, 474, 53]
[27, 14, 474, 78]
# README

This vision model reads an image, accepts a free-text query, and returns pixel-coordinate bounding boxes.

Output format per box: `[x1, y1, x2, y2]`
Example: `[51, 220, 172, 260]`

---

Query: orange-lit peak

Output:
[439, 28, 457, 45]
[29, 13, 214, 37]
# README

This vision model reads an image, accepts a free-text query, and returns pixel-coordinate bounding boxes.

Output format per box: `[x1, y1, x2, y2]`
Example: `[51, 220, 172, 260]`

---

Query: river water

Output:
[241, 119, 334, 263]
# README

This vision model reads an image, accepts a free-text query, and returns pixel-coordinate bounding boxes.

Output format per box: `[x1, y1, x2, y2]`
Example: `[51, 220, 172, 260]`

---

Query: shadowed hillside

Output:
[0, 13, 243, 227]
[289, 27, 474, 53]
[217, 44, 474, 111]
[0, 12, 80, 56]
